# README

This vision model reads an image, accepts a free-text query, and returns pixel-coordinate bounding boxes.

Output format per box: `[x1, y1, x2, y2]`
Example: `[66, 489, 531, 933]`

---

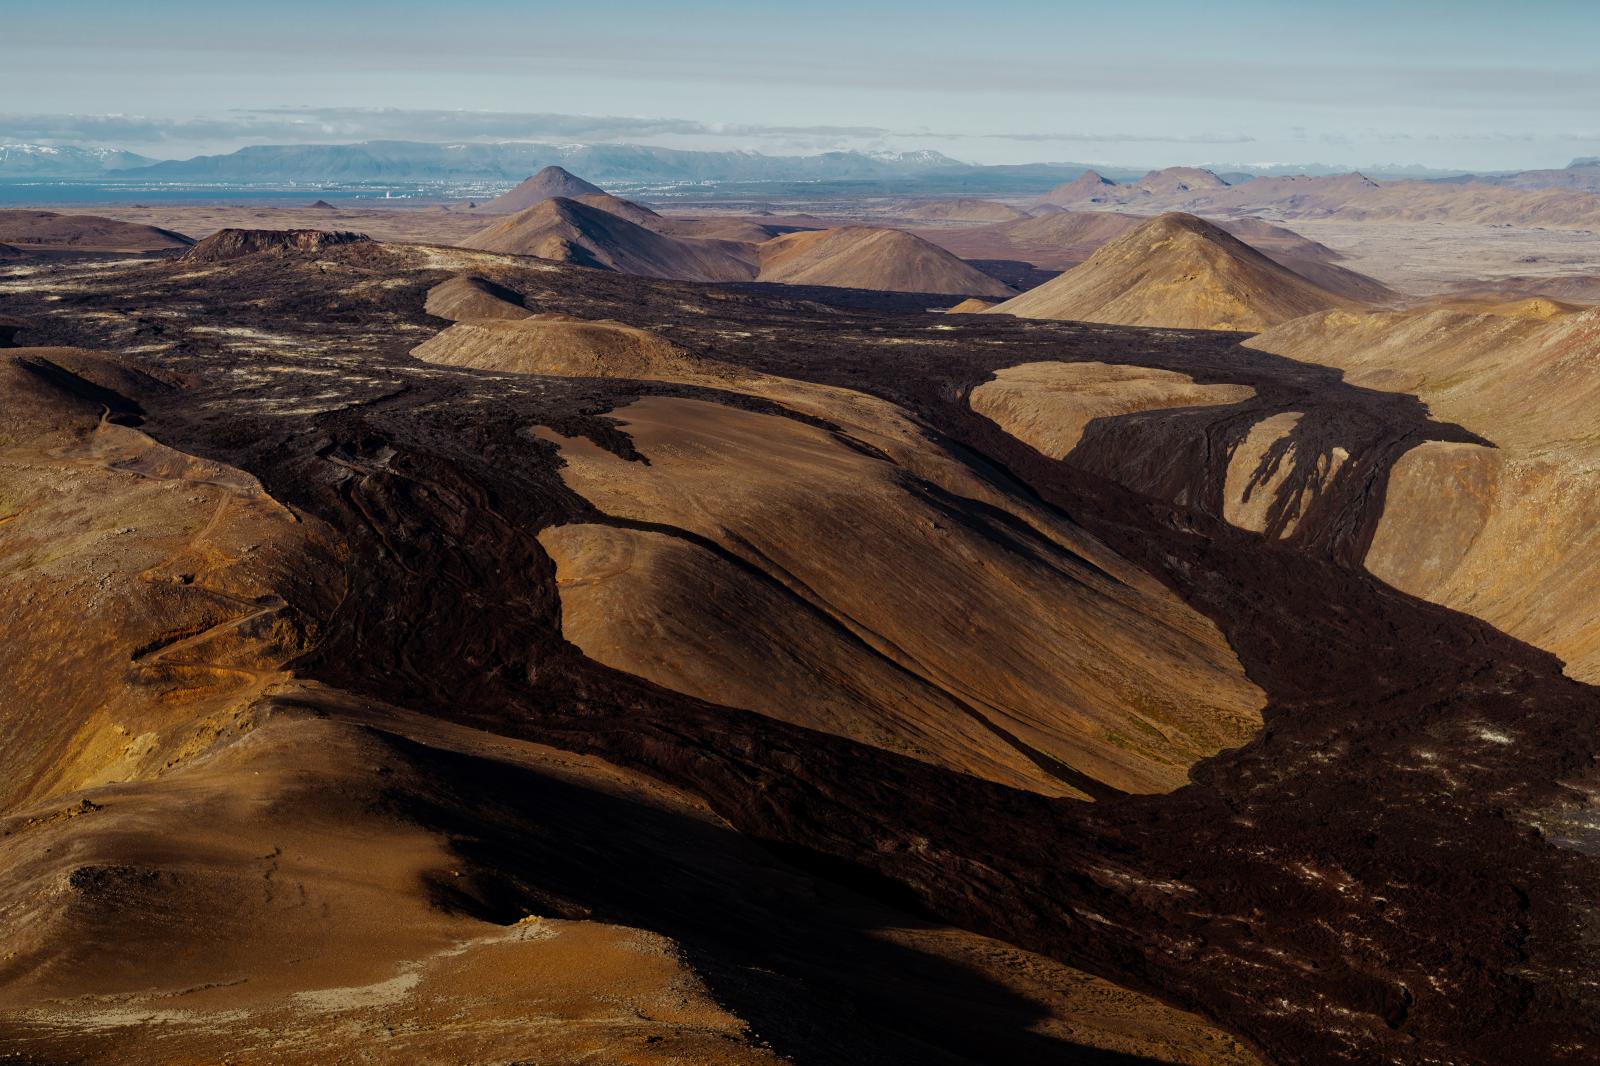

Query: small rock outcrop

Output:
[180, 229, 372, 264]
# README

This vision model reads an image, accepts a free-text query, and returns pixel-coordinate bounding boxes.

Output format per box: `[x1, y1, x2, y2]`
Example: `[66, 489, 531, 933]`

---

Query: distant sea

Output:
[0, 180, 502, 206]
[0, 173, 1070, 207]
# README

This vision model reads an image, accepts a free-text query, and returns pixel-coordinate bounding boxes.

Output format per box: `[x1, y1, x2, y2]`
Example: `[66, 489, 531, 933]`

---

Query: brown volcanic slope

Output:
[4, 241, 1600, 1064]
[0, 209, 193, 252]
[413, 315, 1263, 797]
[478, 164, 606, 214]
[756, 226, 1015, 297]
[573, 191, 662, 226]
[988, 212, 1356, 330]
[461, 196, 757, 282]
[1248, 301, 1600, 682]
[1035, 166, 1600, 228]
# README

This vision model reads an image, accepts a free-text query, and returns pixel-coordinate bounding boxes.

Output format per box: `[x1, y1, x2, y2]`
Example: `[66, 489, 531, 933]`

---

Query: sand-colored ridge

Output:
[971, 361, 1256, 459]
[988, 212, 1358, 331]
[1248, 303, 1600, 680]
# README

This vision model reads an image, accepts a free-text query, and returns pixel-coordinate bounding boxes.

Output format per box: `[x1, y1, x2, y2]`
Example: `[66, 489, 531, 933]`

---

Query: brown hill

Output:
[1133, 166, 1230, 197]
[0, 210, 193, 252]
[460, 197, 757, 282]
[896, 199, 1032, 223]
[479, 166, 606, 214]
[988, 212, 1356, 330]
[422, 274, 532, 321]
[1034, 169, 1121, 207]
[181, 228, 372, 263]
[912, 210, 1391, 302]
[756, 227, 1014, 297]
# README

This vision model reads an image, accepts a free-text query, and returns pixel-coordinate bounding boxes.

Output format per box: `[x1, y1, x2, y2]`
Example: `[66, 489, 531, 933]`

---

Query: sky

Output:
[5, 0, 1600, 170]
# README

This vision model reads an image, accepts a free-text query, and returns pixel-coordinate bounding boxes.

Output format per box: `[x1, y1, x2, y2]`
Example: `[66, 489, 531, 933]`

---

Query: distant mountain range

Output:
[0, 141, 1137, 192]
[3, 139, 1598, 199]
[0, 144, 158, 177]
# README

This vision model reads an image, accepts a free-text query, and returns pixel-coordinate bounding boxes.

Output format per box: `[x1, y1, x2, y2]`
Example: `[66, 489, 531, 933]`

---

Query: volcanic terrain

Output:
[0, 219, 1597, 1066]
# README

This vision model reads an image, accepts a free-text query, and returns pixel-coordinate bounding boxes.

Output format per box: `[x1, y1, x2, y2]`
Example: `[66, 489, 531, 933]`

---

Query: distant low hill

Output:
[988, 212, 1357, 330]
[895, 199, 1031, 223]
[0, 209, 192, 252]
[1033, 165, 1600, 228]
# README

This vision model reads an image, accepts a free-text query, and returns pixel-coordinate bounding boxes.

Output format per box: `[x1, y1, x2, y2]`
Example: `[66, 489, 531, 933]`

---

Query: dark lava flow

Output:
[6, 245, 1600, 1065]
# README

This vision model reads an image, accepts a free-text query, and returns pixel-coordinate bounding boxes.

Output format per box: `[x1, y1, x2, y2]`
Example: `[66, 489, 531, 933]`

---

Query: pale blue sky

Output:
[5, 0, 1599, 168]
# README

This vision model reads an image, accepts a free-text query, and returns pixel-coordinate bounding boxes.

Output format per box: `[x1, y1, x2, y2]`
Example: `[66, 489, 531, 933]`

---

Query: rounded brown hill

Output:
[480, 165, 606, 214]
[0, 210, 193, 253]
[757, 227, 1014, 298]
[181, 229, 373, 264]
[461, 197, 756, 282]
[988, 212, 1356, 330]
[423, 274, 532, 321]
